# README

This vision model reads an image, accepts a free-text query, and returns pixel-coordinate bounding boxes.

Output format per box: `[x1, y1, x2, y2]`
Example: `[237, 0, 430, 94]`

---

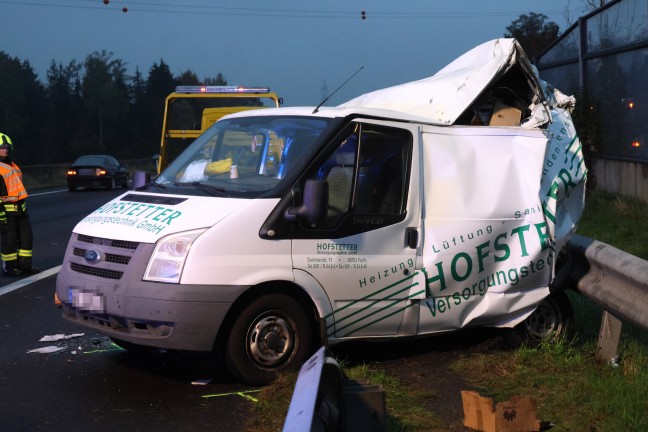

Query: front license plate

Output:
[68, 287, 106, 312]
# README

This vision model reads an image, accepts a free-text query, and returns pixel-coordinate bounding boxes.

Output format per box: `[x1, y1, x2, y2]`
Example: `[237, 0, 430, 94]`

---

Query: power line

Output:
[0, 0, 578, 20]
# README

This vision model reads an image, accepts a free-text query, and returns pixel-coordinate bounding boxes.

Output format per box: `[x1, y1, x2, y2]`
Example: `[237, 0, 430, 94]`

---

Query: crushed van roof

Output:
[340, 38, 551, 127]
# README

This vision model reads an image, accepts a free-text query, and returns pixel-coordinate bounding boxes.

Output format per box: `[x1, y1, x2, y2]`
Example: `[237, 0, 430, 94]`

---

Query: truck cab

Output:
[158, 85, 281, 173]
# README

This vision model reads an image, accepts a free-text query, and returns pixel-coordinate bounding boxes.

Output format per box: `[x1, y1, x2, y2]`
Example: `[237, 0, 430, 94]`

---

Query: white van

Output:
[56, 39, 586, 385]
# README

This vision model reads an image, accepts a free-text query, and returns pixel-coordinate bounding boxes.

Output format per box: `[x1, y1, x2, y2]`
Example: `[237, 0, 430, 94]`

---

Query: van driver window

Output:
[315, 124, 411, 229]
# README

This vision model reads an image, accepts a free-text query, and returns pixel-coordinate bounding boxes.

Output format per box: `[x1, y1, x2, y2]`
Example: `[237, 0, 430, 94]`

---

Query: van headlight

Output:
[144, 229, 207, 283]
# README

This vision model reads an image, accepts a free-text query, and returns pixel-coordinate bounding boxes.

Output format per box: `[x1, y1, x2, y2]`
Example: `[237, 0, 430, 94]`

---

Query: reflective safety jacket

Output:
[0, 161, 28, 205]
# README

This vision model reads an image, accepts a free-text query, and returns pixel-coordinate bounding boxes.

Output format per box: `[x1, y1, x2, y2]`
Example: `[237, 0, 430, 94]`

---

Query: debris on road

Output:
[27, 346, 68, 354]
[39, 333, 85, 342]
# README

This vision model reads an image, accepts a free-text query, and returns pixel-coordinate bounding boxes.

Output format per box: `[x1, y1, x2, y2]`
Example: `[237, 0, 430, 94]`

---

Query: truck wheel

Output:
[225, 294, 314, 386]
[504, 290, 574, 348]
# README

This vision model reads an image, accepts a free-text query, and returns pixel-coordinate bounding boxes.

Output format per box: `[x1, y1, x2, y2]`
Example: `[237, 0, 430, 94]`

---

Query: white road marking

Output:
[0, 265, 62, 296]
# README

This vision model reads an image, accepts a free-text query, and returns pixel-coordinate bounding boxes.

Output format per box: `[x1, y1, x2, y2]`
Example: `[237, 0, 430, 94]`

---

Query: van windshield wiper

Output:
[174, 181, 227, 197]
[149, 181, 167, 191]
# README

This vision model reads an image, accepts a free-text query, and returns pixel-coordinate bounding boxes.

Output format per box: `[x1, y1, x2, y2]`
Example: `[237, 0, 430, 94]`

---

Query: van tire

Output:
[503, 290, 574, 348]
[225, 294, 314, 386]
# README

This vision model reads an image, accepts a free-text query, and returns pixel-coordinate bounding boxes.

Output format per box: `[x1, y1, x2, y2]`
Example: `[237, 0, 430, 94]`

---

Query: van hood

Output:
[73, 192, 251, 243]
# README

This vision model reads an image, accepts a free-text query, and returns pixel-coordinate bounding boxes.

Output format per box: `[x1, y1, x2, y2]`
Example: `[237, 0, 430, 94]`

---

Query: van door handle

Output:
[405, 228, 418, 249]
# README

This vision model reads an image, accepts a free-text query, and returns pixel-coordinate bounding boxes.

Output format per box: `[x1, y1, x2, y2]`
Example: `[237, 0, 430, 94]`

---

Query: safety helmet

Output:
[0, 133, 12, 148]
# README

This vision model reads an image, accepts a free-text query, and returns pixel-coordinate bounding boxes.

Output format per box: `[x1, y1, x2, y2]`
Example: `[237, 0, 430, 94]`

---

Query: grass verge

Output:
[452, 334, 648, 430]
[452, 191, 648, 431]
[243, 363, 443, 432]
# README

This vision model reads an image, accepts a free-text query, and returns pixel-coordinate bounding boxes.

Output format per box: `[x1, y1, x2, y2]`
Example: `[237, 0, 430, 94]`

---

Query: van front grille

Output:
[77, 234, 139, 250]
[72, 247, 131, 265]
[68, 233, 139, 280]
[70, 263, 123, 280]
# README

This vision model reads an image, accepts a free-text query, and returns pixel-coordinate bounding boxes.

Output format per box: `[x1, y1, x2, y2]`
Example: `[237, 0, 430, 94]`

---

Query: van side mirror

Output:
[285, 179, 328, 225]
[132, 170, 151, 190]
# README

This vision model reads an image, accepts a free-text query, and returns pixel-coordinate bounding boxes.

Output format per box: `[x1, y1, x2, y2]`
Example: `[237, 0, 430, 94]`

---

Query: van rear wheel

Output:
[503, 290, 574, 348]
[225, 294, 314, 386]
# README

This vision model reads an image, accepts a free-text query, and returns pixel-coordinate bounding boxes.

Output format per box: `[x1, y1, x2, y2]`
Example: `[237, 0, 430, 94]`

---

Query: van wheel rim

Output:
[246, 314, 296, 367]
[525, 301, 560, 341]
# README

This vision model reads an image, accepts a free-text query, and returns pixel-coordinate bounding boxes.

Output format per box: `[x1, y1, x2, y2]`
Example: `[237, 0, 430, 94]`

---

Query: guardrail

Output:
[567, 234, 648, 363]
[283, 346, 387, 432]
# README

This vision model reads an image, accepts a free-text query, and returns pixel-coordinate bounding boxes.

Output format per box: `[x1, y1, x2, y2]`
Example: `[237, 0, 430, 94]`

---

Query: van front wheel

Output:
[225, 294, 314, 386]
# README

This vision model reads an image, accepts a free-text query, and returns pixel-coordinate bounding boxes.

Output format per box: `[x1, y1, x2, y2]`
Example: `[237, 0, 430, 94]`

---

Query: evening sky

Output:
[1, 1, 581, 106]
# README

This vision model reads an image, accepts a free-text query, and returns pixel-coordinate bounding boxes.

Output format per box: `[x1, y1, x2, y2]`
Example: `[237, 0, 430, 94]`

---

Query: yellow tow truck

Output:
[157, 85, 282, 173]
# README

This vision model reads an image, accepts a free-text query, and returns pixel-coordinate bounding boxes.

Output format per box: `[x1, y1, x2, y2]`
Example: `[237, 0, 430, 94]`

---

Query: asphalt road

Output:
[0, 188, 255, 432]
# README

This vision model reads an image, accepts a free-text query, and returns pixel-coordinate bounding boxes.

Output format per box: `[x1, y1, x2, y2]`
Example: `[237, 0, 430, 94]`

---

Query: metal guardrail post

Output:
[283, 347, 342, 432]
[597, 310, 622, 364]
[283, 346, 387, 432]
[568, 234, 648, 362]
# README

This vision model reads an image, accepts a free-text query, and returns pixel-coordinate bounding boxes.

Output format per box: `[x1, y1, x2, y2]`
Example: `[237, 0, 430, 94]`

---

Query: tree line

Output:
[0, 50, 227, 166]
[1, 12, 563, 166]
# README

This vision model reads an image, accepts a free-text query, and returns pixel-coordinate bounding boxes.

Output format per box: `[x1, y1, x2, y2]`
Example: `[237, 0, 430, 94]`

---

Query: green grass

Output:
[344, 364, 443, 431]
[243, 363, 444, 432]
[452, 337, 648, 431]
[577, 191, 648, 259]
[242, 372, 297, 432]
[246, 191, 648, 431]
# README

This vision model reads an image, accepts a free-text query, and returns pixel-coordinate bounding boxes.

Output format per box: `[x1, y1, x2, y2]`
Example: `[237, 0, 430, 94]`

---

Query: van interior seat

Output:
[326, 149, 355, 216]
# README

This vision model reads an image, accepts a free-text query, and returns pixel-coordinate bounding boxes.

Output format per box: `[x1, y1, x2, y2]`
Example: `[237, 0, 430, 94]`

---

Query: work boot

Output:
[21, 267, 41, 275]
[3, 268, 23, 277]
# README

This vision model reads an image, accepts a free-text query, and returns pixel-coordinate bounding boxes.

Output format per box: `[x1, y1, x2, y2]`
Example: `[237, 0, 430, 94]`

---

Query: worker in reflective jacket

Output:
[0, 132, 40, 277]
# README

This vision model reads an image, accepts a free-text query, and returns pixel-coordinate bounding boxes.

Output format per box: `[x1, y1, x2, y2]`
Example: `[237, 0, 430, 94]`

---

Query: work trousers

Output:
[0, 211, 34, 272]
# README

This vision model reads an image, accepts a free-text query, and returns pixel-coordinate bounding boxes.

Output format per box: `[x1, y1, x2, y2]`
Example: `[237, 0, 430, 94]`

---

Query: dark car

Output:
[67, 155, 130, 191]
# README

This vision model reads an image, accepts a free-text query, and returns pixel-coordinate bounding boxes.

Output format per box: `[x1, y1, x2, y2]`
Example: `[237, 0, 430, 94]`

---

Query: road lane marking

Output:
[0, 265, 61, 297]
[29, 189, 68, 196]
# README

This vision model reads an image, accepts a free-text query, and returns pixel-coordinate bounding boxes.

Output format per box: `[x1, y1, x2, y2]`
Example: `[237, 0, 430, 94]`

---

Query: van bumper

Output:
[57, 274, 247, 352]
[55, 236, 248, 352]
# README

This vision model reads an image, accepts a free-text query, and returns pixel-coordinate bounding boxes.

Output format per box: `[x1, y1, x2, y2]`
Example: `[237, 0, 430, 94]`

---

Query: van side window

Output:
[318, 132, 358, 227]
[315, 124, 411, 229]
[357, 128, 409, 215]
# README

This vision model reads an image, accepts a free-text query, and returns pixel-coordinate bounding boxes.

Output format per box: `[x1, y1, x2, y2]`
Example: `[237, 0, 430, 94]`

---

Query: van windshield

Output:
[156, 115, 333, 197]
